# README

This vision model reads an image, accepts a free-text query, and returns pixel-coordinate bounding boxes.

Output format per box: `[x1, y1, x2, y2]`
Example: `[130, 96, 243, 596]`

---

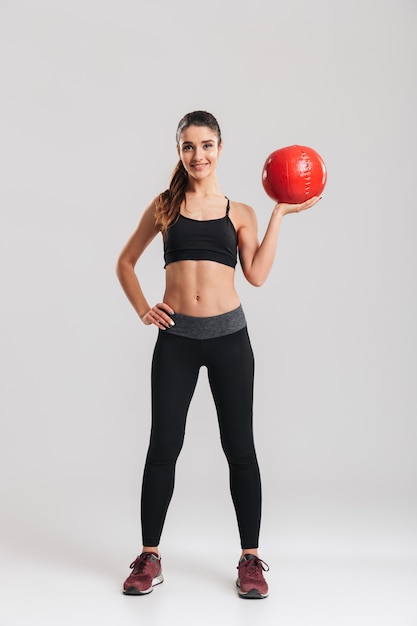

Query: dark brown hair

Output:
[154, 111, 222, 234]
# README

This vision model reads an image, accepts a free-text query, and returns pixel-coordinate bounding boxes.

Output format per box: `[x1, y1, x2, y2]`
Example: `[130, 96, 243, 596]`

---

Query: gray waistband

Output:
[164, 305, 247, 340]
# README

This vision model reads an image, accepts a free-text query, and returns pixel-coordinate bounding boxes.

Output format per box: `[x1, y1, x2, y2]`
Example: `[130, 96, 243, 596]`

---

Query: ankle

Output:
[142, 546, 159, 557]
[241, 548, 259, 559]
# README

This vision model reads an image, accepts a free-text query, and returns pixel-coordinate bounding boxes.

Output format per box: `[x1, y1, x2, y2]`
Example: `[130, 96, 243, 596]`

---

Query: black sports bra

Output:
[163, 198, 238, 268]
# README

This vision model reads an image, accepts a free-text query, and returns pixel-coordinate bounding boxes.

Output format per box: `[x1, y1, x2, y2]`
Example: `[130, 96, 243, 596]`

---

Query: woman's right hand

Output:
[141, 303, 175, 329]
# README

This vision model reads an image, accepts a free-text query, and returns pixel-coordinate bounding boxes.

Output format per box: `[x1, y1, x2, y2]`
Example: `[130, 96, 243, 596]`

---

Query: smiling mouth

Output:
[192, 163, 207, 170]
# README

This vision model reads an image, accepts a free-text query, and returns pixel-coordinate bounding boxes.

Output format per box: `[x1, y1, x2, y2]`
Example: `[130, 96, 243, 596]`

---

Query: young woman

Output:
[116, 111, 319, 599]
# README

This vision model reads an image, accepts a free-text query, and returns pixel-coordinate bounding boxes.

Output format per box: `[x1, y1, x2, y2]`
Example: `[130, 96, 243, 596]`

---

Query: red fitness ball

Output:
[261, 145, 327, 204]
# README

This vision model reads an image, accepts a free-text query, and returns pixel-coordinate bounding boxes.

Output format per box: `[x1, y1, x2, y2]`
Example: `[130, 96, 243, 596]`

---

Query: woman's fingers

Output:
[146, 303, 175, 328]
[277, 195, 322, 215]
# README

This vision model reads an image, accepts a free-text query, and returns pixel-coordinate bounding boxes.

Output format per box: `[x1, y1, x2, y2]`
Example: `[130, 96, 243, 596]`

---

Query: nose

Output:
[193, 146, 204, 161]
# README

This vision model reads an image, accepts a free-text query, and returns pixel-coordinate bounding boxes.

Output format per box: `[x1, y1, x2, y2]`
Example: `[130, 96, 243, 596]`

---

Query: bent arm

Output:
[116, 200, 173, 326]
[238, 197, 321, 287]
[116, 201, 158, 320]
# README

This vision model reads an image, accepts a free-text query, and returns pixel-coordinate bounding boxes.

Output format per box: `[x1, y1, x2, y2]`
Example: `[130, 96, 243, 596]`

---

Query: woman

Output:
[116, 111, 319, 599]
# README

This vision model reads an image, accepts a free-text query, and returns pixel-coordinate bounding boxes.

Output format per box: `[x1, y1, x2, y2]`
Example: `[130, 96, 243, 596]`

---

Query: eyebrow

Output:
[181, 139, 215, 146]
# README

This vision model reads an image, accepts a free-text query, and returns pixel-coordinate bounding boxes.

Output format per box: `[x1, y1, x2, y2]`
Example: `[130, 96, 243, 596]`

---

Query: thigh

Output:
[206, 328, 255, 457]
[149, 332, 200, 459]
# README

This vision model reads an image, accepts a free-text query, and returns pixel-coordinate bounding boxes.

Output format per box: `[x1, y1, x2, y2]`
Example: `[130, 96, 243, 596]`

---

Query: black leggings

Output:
[141, 326, 261, 549]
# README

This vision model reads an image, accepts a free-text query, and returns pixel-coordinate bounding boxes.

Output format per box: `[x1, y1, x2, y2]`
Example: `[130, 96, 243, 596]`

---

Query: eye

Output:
[182, 145, 193, 151]
[204, 143, 214, 149]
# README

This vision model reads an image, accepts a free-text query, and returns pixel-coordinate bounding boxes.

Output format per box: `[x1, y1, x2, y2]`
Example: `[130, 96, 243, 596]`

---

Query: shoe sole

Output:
[236, 580, 268, 599]
[123, 574, 164, 595]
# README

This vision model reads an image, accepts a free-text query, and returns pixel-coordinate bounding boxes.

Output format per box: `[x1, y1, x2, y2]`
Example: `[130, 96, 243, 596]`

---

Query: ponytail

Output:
[154, 160, 188, 235]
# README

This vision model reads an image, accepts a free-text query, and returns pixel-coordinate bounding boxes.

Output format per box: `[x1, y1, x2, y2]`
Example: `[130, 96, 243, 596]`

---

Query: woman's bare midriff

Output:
[164, 261, 240, 317]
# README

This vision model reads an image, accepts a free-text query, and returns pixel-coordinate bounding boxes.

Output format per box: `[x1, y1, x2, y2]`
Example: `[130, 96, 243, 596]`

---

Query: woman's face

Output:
[177, 125, 222, 180]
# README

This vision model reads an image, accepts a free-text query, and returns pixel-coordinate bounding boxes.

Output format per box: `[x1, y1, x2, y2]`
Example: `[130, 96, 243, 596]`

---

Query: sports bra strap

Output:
[225, 197, 230, 215]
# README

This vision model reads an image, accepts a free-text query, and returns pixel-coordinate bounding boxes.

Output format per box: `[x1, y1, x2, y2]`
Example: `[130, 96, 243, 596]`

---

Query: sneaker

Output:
[236, 554, 269, 599]
[123, 552, 164, 595]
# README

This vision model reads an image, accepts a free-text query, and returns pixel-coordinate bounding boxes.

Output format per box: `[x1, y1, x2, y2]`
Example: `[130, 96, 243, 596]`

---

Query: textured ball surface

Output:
[262, 145, 327, 203]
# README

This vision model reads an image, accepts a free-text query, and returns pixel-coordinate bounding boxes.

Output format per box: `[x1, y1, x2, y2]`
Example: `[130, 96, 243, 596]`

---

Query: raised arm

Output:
[237, 196, 321, 287]
[116, 200, 174, 328]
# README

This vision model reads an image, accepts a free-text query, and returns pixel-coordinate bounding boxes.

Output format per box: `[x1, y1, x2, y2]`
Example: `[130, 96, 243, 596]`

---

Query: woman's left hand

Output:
[275, 195, 322, 216]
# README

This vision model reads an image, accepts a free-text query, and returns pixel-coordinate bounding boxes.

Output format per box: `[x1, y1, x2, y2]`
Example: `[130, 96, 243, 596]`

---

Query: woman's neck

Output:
[186, 175, 222, 197]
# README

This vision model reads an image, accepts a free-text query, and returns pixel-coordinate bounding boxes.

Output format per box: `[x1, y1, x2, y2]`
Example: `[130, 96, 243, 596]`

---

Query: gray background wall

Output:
[1, 0, 416, 624]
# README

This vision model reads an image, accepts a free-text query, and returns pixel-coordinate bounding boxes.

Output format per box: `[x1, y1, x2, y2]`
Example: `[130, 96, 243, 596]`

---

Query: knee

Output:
[222, 444, 258, 469]
[147, 438, 184, 466]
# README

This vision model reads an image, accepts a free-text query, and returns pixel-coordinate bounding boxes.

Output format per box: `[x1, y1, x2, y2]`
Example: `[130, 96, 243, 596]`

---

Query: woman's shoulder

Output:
[229, 199, 257, 229]
[132, 196, 161, 235]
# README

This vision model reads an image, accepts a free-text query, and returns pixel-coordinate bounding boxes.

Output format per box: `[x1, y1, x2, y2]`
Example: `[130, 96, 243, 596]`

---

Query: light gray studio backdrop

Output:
[1, 0, 416, 624]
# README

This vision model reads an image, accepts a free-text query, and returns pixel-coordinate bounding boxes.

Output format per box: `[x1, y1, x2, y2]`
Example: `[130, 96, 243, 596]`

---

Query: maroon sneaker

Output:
[236, 554, 269, 599]
[123, 552, 164, 595]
